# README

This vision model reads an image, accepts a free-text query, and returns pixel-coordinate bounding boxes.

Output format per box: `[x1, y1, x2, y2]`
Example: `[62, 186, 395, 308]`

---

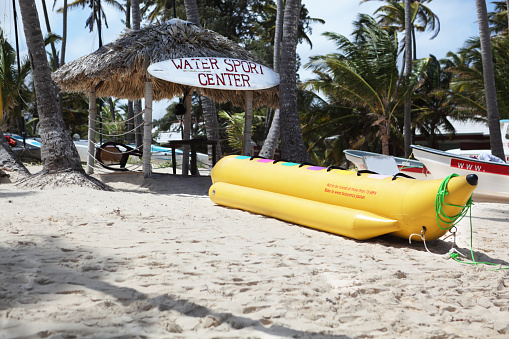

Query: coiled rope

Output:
[414, 173, 509, 270]
[435, 173, 472, 230]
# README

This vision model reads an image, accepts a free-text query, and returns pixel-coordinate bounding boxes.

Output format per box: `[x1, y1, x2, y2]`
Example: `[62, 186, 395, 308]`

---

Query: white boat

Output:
[8, 134, 42, 161]
[344, 149, 431, 180]
[445, 119, 509, 162]
[411, 144, 509, 203]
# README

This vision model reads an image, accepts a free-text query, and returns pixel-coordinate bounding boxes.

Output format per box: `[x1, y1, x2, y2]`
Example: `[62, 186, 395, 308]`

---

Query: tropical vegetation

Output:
[2, 0, 509, 178]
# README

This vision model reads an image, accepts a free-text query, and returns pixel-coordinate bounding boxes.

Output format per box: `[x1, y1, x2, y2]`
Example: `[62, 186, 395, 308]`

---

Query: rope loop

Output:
[435, 173, 473, 230]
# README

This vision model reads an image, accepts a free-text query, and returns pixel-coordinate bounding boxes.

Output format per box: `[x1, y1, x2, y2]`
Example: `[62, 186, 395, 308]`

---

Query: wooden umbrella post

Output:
[86, 87, 96, 174]
[143, 76, 153, 178]
[243, 90, 253, 156]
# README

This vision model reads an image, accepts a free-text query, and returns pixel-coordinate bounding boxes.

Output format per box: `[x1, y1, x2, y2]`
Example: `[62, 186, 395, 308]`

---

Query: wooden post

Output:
[86, 87, 96, 174]
[243, 90, 253, 156]
[143, 77, 153, 178]
[182, 89, 193, 176]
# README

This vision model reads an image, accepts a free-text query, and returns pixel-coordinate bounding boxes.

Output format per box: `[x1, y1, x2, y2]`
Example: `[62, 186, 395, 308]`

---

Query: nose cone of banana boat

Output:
[391, 173, 478, 241]
[466, 174, 478, 186]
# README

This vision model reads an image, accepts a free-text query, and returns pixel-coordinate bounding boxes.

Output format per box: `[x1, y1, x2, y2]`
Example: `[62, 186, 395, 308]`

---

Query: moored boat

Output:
[344, 149, 431, 180]
[411, 144, 509, 203]
[7, 134, 42, 161]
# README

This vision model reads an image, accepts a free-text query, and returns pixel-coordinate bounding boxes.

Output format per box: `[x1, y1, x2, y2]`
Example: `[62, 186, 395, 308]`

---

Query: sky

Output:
[0, 0, 497, 120]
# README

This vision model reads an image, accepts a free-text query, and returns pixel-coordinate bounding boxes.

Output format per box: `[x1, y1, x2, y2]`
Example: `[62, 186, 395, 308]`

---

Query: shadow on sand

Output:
[0, 235, 350, 338]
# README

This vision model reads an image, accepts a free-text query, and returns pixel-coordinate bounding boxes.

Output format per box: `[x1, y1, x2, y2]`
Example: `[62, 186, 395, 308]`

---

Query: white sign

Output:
[147, 57, 279, 90]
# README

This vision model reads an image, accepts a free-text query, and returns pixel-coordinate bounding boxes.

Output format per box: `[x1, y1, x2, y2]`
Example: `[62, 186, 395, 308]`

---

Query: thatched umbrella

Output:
[52, 19, 279, 176]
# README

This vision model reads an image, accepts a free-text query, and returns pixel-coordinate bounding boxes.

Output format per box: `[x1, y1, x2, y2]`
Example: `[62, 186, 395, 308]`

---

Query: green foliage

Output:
[218, 110, 245, 152]
[488, 1, 508, 35]
[304, 14, 429, 156]
[445, 35, 509, 120]
[0, 28, 33, 133]
[218, 109, 266, 154]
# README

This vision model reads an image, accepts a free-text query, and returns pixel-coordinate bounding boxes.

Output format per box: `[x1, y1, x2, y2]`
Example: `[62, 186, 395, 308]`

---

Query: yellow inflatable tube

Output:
[209, 156, 478, 241]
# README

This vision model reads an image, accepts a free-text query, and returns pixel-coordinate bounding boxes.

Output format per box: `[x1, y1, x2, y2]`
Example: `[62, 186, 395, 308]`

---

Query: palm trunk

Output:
[403, 0, 412, 157]
[97, 0, 103, 48]
[243, 91, 253, 155]
[132, 0, 140, 30]
[41, 0, 58, 70]
[134, 99, 143, 148]
[259, 108, 280, 159]
[506, 0, 509, 34]
[108, 97, 115, 121]
[273, 0, 283, 73]
[125, 0, 131, 29]
[279, 0, 309, 163]
[0, 130, 30, 178]
[132, 0, 142, 148]
[58, 0, 67, 125]
[184, 0, 200, 24]
[201, 95, 222, 160]
[18, 0, 82, 172]
[475, 0, 505, 160]
[259, 0, 283, 159]
[124, 0, 134, 144]
[380, 117, 390, 155]
[127, 100, 134, 144]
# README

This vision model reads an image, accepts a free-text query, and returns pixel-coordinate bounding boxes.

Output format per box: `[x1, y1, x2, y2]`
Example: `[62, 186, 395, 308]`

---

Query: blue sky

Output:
[1, 0, 497, 120]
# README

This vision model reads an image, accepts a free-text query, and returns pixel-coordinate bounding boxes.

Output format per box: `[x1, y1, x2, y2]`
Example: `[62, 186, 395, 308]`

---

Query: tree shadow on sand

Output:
[93, 172, 213, 196]
[0, 235, 350, 338]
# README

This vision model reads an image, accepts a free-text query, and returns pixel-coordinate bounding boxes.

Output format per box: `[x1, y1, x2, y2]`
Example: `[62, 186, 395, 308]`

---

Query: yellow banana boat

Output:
[209, 155, 478, 241]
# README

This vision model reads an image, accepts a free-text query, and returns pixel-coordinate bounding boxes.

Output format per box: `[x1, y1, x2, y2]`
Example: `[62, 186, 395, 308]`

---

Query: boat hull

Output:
[209, 155, 477, 240]
[412, 145, 509, 203]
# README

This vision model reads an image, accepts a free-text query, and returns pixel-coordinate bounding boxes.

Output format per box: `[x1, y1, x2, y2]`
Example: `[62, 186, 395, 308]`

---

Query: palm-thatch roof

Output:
[52, 19, 278, 108]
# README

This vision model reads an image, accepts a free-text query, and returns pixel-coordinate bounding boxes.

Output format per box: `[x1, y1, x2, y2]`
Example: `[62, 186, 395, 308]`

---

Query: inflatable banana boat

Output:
[209, 156, 478, 241]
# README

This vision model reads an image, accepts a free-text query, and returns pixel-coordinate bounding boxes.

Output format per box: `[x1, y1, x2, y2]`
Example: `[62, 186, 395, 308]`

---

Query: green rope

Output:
[435, 174, 509, 270]
[435, 173, 472, 230]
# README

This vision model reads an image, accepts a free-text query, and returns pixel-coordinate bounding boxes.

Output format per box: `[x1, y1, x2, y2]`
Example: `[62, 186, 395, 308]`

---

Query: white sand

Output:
[1, 166, 509, 338]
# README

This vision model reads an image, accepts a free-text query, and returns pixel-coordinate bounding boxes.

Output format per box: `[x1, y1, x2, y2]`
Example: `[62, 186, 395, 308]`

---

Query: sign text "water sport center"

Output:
[171, 58, 265, 88]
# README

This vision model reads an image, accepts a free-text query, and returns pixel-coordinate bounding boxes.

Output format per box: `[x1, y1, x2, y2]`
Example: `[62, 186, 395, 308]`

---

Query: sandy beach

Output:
[1, 165, 509, 338]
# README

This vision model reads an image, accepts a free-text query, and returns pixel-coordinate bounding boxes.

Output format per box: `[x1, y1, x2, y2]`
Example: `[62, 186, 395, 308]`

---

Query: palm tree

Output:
[488, 1, 508, 34]
[252, 1, 325, 49]
[279, 0, 309, 162]
[17, 0, 109, 189]
[475, 0, 505, 160]
[412, 55, 461, 149]
[362, 0, 440, 60]
[445, 36, 509, 120]
[363, 0, 439, 156]
[305, 15, 429, 155]
[60, 0, 124, 48]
